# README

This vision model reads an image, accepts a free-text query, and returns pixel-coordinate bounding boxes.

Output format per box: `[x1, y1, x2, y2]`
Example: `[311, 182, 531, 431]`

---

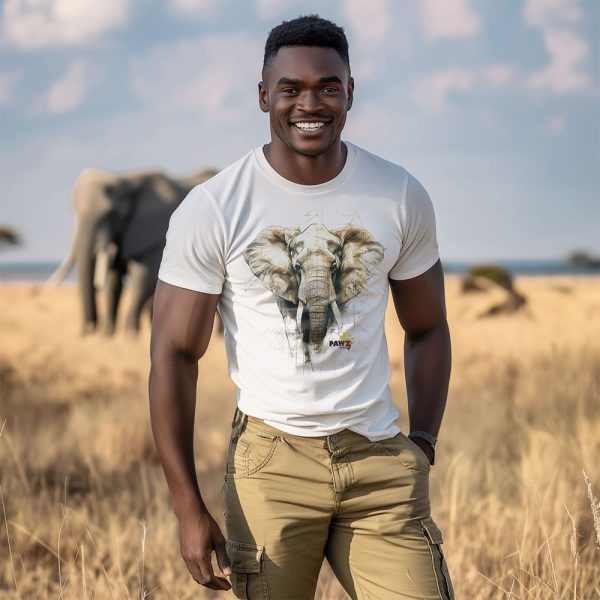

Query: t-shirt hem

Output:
[157, 274, 222, 294]
[388, 251, 440, 281]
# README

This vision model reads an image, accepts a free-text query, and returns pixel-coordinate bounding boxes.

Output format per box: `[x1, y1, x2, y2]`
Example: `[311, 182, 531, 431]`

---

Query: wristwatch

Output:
[408, 431, 437, 465]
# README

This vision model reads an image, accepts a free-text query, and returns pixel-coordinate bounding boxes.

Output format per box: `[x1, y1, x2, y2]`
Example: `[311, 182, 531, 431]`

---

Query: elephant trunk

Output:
[307, 299, 330, 348]
[302, 276, 335, 348]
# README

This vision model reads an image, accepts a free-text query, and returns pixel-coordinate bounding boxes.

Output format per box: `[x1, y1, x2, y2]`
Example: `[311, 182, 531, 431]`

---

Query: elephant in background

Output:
[244, 223, 384, 365]
[47, 166, 220, 337]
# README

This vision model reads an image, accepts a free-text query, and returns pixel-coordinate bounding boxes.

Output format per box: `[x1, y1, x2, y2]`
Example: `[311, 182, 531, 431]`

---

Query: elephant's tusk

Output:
[331, 299, 343, 331]
[296, 300, 305, 334]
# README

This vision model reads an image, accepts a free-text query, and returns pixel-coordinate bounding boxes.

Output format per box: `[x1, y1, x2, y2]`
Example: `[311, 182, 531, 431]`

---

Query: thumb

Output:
[214, 535, 232, 576]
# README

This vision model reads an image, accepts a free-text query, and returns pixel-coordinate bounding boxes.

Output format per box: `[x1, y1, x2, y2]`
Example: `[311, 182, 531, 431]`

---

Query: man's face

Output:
[259, 46, 354, 157]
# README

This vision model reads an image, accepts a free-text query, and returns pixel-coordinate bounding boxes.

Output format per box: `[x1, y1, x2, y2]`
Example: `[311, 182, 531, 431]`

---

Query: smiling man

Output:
[149, 14, 454, 600]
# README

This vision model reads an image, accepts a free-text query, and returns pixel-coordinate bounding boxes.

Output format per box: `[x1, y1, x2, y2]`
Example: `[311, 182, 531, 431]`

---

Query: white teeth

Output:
[294, 122, 326, 131]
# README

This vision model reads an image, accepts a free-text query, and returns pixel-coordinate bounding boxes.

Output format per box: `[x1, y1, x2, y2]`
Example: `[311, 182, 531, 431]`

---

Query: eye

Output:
[293, 262, 301, 271]
[322, 87, 340, 94]
[330, 260, 338, 271]
[281, 88, 298, 95]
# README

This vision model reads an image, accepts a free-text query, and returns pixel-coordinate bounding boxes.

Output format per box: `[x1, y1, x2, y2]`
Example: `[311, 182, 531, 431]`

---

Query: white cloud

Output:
[411, 68, 475, 113]
[481, 64, 518, 87]
[523, 0, 582, 29]
[523, 0, 592, 95]
[410, 63, 525, 113]
[546, 114, 566, 134]
[344, 103, 391, 146]
[0, 69, 22, 106]
[169, 0, 219, 18]
[1, 0, 129, 50]
[255, 0, 292, 21]
[421, 0, 481, 41]
[32, 59, 101, 115]
[528, 27, 591, 94]
[344, 0, 391, 45]
[130, 33, 263, 121]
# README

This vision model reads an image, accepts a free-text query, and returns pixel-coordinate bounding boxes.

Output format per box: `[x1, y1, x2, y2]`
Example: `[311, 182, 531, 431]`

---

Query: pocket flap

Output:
[225, 539, 264, 574]
[421, 517, 444, 545]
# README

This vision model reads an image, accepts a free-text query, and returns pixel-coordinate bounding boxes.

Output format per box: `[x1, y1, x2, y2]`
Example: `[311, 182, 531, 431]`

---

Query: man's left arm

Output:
[388, 258, 451, 464]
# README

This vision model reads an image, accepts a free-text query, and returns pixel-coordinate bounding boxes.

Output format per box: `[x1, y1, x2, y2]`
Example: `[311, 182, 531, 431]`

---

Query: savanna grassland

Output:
[0, 275, 599, 599]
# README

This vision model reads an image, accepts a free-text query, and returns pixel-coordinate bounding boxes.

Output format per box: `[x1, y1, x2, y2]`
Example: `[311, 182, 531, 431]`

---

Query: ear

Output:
[258, 81, 269, 113]
[331, 225, 384, 305]
[243, 226, 301, 303]
[347, 76, 354, 111]
[119, 174, 175, 261]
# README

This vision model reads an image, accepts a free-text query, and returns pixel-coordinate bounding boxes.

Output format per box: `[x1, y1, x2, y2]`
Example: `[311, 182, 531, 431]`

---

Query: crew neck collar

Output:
[254, 141, 357, 194]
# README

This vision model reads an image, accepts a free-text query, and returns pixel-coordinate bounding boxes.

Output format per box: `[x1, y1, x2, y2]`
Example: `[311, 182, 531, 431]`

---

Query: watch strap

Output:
[408, 430, 437, 448]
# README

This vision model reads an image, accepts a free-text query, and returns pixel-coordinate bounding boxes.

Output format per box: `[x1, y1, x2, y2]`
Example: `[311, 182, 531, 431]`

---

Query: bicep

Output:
[150, 279, 220, 361]
[389, 259, 447, 336]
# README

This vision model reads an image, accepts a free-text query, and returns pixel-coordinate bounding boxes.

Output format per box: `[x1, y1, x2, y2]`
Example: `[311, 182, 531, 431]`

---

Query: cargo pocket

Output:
[420, 517, 455, 600]
[226, 539, 269, 599]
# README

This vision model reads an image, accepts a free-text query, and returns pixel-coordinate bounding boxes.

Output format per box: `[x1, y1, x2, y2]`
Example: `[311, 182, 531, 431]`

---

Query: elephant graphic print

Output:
[243, 222, 384, 366]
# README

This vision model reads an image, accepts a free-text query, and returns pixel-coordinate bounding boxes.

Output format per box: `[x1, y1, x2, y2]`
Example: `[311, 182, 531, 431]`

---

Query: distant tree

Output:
[465, 264, 514, 291]
[461, 262, 527, 318]
[0, 225, 21, 248]
[567, 250, 600, 269]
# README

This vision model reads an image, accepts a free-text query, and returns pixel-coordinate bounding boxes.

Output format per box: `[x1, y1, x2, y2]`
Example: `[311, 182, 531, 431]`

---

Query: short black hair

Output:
[263, 14, 350, 73]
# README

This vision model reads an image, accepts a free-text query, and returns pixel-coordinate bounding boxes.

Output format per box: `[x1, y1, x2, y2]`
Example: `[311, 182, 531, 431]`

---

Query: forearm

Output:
[404, 320, 451, 437]
[149, 347, 207, 518]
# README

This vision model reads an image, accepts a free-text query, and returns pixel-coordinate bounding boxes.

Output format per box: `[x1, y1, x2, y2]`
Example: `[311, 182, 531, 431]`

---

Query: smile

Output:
[292, 121, 329, 132]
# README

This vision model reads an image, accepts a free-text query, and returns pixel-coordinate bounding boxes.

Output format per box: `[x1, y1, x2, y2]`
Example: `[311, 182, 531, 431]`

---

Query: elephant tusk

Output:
[296, 300, 305, 334]
[331, 299, 343, 331]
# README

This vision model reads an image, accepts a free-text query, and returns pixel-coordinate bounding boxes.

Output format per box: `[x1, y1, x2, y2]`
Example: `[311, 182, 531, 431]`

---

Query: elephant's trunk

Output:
[302, 275, 335, 348]
[307, 300, 330, 348]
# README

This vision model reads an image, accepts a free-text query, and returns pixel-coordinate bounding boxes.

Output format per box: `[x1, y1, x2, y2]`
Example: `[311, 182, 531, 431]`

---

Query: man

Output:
[149, 14, 454, 600]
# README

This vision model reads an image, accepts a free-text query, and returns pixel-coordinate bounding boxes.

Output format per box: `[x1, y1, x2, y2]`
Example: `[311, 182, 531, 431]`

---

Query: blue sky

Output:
[1, 0, 598, 263]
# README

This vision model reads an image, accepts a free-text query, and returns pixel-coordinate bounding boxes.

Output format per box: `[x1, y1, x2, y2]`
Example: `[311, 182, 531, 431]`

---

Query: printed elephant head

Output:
[243, 223, 384, 349]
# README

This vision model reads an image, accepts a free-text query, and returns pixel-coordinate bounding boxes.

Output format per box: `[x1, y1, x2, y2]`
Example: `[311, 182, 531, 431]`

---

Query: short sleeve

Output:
[388, 173, 440, 280]
[157, 186, 226, 294]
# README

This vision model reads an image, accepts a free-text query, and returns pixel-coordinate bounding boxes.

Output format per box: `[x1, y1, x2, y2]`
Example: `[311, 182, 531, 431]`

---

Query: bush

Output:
[466, 264, 514, 291]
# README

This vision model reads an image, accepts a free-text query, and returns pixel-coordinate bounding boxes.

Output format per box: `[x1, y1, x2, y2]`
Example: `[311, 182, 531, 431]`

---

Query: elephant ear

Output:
[243, 226, 300, 303]
[121, 173, 180, 261]
[331, 225, 384, 305]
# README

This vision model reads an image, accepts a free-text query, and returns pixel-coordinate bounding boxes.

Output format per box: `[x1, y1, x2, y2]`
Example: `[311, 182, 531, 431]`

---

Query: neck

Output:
[263, 137, 347, 185]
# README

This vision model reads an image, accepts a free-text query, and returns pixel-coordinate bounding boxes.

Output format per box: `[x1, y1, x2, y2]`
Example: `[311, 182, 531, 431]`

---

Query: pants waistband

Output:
[230, 406, 371, 445]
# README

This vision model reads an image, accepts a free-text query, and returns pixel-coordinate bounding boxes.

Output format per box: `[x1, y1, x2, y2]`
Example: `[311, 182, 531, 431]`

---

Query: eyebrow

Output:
[276, 76, 343, 85]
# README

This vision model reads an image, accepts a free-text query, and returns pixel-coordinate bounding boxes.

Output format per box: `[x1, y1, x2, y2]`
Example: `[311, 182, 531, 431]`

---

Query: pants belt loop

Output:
[231, 406, 241, 429]
[239, 409, 248, 431]
[231, 406, 249, 437]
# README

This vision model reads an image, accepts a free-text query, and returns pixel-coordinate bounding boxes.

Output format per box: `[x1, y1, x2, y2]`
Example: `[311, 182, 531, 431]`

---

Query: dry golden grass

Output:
[0, 275, 599, 599]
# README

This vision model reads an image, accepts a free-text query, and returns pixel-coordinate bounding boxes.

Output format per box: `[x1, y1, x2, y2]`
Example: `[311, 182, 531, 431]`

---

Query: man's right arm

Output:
[149, 279, 232, 590]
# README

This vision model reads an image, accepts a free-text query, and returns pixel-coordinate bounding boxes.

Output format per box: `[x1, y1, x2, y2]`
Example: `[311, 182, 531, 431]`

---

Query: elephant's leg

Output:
[77, 252, 98, 335]
[124, 248, 163, 335]
[103, 261, 126, 336]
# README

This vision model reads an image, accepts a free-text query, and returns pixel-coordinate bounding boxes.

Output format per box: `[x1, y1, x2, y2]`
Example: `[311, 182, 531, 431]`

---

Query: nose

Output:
[295, 90, 324, 113]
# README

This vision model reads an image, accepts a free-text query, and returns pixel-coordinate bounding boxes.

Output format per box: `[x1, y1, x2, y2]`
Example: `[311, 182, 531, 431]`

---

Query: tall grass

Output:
[0, 277, 599, 598]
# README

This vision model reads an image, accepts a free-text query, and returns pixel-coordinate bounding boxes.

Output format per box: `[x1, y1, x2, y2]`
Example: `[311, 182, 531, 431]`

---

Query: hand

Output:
[409, 436, 435, 465]
[178, 508, 232, 591]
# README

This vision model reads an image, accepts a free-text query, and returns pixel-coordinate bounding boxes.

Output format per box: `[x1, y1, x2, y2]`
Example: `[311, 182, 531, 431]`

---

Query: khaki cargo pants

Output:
[221, 407, 454, 599]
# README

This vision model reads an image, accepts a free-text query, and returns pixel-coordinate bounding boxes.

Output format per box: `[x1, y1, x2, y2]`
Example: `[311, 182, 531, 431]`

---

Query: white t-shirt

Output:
[157, 141, 440, 442]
